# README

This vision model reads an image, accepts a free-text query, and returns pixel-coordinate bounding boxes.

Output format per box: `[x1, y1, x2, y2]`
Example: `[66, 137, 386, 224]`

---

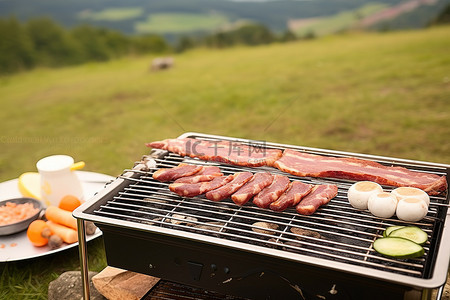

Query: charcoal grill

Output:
[74, 132, 450, 300]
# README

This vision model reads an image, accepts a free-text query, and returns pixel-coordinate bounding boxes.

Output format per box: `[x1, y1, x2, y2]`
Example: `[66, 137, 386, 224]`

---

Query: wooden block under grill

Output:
[92, 266, 160, 300]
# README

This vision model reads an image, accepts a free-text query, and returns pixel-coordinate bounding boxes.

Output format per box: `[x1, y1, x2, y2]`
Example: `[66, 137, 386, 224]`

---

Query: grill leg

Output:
[435, 284, 444, 300]
[77, 219, 90, 300]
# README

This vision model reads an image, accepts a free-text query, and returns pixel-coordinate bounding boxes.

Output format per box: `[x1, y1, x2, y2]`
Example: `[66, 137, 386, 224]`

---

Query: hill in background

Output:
[1, 0, 449, 40]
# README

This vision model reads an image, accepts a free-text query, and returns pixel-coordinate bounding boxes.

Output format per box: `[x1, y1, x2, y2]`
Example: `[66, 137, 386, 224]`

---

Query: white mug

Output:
[36, 155, 84, 207]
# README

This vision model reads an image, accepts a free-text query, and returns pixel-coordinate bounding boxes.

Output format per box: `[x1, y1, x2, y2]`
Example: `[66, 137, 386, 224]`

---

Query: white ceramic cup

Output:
[36, 155, 84, 207]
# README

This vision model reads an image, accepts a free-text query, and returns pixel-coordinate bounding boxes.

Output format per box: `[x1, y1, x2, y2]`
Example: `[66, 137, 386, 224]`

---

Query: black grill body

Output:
[74, 132, 450, 300]
[100, 224, 417, 300]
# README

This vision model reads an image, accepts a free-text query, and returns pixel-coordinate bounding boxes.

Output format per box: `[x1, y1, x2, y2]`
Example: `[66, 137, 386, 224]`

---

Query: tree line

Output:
[0, 17, 169, 74]
[0, 16, 300, 75]
[175, 23, 298, 52]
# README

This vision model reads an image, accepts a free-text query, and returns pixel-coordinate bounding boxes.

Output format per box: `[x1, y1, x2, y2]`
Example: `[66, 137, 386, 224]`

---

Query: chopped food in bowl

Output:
[0, 198, 44, 235]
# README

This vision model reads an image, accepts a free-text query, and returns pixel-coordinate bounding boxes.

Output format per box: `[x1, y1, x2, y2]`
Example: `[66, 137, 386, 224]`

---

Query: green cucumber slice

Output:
[388, 226, 428, 245]
[383, 226, 405, 237]
[373, 237, 424, 258]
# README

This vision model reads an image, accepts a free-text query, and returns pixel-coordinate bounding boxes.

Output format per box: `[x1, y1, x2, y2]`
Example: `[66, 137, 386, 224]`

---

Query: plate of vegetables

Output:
[0, 171, 114, 262]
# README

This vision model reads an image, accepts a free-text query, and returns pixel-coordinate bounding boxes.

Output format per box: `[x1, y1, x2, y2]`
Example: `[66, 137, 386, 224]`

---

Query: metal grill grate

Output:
[75, 133, 450, 290]
[92, 150, 447, 280]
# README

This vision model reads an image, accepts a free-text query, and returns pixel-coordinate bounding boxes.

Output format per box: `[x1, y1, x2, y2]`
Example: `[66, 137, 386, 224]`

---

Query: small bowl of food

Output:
[0, 197, 44, 236]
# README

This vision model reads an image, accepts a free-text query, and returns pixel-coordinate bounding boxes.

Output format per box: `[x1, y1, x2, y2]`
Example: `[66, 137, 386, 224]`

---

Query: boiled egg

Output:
[368, 192, 398, 218]
[391, 187, 430, 207]
[347, 181, 383, 210]
[396, 198, 428, 222]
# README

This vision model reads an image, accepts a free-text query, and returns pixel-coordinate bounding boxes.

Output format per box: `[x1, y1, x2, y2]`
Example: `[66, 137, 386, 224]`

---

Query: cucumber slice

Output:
[383, 225, 405, 237]
[373, 237, 424, 258]
[388, 226, 428, 245]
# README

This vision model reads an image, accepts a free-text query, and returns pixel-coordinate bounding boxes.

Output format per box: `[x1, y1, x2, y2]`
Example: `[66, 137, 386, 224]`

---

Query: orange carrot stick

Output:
[45, 206, 77, 230]
[46, 221, 78, 244]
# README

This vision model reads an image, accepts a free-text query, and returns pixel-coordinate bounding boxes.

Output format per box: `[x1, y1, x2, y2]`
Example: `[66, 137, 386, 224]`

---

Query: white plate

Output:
[0, 171, 115, 262]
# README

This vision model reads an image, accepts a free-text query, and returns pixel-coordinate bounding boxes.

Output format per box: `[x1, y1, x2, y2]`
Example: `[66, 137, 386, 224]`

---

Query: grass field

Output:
[293, 3, 389, 36]
[135, 12, 230, 34]
[0, 25, 449, 299]
[78, 7, 144, 21]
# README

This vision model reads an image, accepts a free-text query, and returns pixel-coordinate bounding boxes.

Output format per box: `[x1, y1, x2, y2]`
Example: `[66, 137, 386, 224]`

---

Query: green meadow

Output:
[135, 12, 230, 34]
[78, 7, 144, 21]
[294, 3, 389, 36]
[0, 25, 449, 299]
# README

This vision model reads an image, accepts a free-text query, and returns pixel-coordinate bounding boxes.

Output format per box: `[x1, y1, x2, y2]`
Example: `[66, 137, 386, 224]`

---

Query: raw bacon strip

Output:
[274, 149, 447, 195]
[270, 181, 313, 212]
[149, 138, 187, 155]
[147, 138, 282, 167]
[169, 175, 233, 197]
[253, 175, 290, 209]
[296, 184, 338, 215]
[174, 166, 223, 184]
[152, 163, 202, 182]
[205, 172, 254, 201]
[231, 172, 273, 206]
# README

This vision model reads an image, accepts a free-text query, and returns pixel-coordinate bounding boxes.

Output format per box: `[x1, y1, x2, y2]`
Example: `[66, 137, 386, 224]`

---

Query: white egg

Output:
[368, 192, 398, 218]
[391, 187, 430, 206]
[396, 197, 428, 222]
[347, 181, 383, 210]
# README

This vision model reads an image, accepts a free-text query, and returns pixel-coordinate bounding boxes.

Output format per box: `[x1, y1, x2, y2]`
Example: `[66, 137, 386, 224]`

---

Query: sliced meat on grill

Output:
[205, 172, 254, 201]
[148, 138, 187, 155]
[173, 166, 223, 184]
[231, 172, 274, 206]
[253, 175, 290, 209]
[147, 138, 282, 167]
[270, 181, 313, 211]
[274, 149, 447, 195]
[296, 184, 338, 215]
[152, 163, 202, 182]
[169, 175, 233, 197]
